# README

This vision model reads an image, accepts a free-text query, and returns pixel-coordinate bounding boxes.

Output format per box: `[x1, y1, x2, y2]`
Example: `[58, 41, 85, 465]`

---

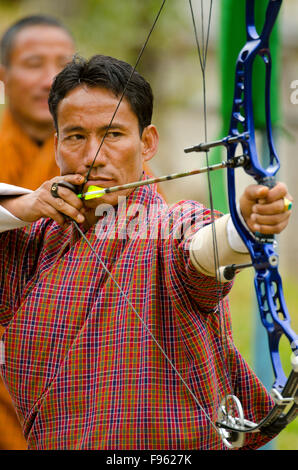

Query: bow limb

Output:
[188, 0, 298, 445]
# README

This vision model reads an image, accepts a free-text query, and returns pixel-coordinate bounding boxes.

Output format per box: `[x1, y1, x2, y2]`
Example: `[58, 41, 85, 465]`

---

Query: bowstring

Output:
[72, 0, 224, 440]
[188, 0, 235, 397]
[72, 219, 220, 435]
[84, 0, 166, 183]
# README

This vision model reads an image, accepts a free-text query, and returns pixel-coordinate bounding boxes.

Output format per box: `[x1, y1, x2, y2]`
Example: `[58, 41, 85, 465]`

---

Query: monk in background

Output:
[0, 15, 76, 189]
[0, 14, 75, 449]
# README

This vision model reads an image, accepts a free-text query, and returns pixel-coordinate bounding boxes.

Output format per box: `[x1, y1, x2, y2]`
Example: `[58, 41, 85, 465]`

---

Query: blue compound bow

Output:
[185, 0, 298, 447]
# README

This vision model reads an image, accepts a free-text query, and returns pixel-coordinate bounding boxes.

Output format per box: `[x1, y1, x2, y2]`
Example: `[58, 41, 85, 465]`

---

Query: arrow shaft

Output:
[79, 161, 228, 200]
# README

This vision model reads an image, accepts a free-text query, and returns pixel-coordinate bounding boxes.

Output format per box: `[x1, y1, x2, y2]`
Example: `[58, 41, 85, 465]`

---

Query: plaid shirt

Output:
[0, 184, 274, 450]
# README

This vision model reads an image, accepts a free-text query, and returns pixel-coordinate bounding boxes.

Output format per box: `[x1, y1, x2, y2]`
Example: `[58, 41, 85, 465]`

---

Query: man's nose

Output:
[84, 137, 107, 168]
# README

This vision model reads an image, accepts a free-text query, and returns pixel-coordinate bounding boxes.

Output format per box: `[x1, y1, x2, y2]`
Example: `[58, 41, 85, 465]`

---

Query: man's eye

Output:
[108, 131, 121, 138]
[67, 134, 84, 141]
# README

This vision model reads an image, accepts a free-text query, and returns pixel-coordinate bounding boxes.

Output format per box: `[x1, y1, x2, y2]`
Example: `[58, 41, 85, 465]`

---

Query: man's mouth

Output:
[85, 178, 115, 188]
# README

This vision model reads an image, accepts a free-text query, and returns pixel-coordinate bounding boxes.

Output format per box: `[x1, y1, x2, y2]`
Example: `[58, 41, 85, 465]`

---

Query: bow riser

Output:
[226, 0, 298, 385]
[211, 0, 298, 443]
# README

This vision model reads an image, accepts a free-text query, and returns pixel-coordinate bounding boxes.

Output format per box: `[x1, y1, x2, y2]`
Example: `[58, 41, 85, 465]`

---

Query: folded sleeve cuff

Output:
[190, 214, 251, 282]
[0, 183, 32, 232]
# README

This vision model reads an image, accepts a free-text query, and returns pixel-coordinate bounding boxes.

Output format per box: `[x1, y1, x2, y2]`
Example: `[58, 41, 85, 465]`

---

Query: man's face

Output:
[55, 85, 158, 209]
[2, 25, 74, 127]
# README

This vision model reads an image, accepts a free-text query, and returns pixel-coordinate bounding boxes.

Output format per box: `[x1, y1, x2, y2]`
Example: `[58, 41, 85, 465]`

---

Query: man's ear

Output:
[54, 133, 60, 167]
[141, 124, 159, 162]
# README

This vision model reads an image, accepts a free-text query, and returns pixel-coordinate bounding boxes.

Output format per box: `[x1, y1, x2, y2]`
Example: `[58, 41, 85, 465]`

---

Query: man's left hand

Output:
[240, 182, 293, 235]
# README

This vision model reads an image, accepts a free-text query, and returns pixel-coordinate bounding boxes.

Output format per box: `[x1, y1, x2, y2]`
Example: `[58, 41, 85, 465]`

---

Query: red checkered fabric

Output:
[0, 184, 274, 449]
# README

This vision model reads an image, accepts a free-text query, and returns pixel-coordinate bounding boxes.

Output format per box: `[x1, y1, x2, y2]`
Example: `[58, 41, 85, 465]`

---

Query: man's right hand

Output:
[0, 174, 86, 228]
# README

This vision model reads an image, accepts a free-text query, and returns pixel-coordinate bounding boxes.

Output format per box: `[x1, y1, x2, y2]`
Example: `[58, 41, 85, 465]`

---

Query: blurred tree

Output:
[68, 1, 188, 84]
[0, 0, 22, 4]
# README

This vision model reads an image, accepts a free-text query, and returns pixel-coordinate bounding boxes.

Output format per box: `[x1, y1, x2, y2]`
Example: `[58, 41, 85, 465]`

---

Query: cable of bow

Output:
[185, 0, 298, 448]
[69, 0, 225, 443]
[63, 0, 298, 449]
[69, 0, 228, 446]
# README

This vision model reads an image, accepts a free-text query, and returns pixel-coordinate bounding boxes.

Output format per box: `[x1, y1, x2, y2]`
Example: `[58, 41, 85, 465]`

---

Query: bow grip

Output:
[254, 175, 276, 242]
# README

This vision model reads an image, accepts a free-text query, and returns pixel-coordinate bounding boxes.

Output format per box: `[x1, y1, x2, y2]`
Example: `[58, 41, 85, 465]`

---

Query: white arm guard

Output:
[189, 214, 251, 282]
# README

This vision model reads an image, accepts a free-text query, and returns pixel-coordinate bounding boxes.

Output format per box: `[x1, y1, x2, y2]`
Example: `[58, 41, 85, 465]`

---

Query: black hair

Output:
[48, 54, 154, 135]
[0, 15, 73, 66]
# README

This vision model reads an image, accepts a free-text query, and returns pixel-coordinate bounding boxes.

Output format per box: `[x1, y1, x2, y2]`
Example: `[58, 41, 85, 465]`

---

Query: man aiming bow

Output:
[0, 55, 292, 450]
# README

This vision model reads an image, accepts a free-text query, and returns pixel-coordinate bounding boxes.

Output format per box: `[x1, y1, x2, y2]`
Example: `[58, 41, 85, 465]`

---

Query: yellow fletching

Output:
[84, 185, 105, 200]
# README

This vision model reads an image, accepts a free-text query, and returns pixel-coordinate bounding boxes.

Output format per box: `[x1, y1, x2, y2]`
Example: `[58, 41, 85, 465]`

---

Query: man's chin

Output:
[84, 197, 117, 210]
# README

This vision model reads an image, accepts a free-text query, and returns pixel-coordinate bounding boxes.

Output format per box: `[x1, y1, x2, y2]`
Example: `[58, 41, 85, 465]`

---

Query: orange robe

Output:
[0, 111, 59, 190]
[0, 110, 60, 449]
